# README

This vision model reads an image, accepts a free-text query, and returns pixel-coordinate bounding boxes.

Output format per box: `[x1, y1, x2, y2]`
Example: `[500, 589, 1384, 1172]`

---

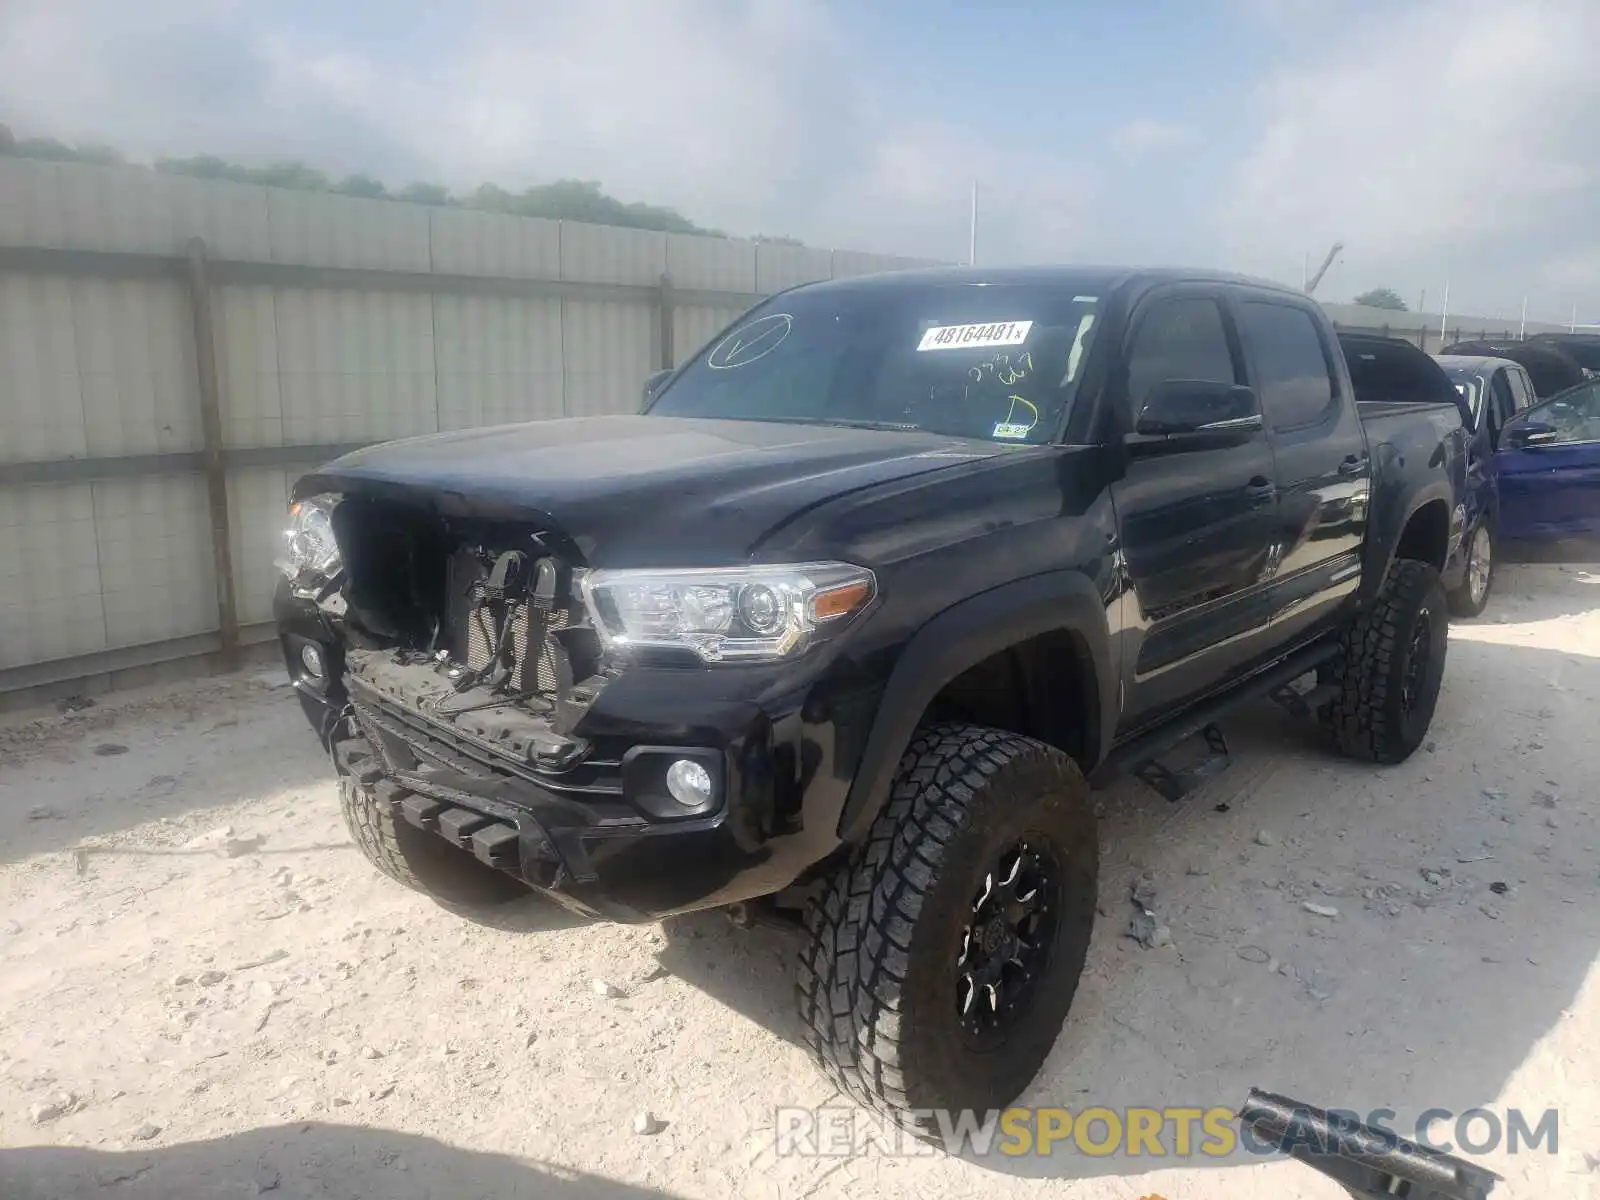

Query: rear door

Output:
[1497, 380, 1600, 559]
[1234, 294, 1369, 647]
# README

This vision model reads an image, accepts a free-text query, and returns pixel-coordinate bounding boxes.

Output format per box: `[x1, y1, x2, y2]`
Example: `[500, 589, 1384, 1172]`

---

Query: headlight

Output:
[580, 562, 876, 663]
[276, 493, 342, 581]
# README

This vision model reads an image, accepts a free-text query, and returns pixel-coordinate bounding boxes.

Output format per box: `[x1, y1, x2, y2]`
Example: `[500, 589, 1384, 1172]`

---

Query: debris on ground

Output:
[1302, 902, 1340, 918]
[1420, 866, 1452, 887]
[591, 979, 626, 999]
[1482, 787, 1508, 802]
[56, 695, 97, 714]
[26, 804, 62, 820]
[1255, 830, 1277, 847]
[1125, 878, 1172, 948]
[1237, 945, 1270, 964]
[30, 1092, 81, 1125]
[129, 1122, 161, 1142]
[633, 1111, 667, 1135]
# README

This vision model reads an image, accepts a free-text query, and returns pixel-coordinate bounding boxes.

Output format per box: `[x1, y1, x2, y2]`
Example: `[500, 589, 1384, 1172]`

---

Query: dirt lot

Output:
[2, 564, 1598, 1199]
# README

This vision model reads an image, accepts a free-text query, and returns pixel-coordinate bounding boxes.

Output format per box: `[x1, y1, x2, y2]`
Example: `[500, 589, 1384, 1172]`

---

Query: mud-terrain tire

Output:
[1325, 558, 1449, 764]
[797, 723, 1098, 1129]
[340, 776, 528, 907]
[1446, 523, 1494, 618]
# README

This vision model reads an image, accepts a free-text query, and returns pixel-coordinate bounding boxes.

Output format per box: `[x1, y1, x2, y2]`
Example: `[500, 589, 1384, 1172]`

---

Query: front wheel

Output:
[797, 723, 1098, 1128]
[1447, 523, 1494, 617]
[1325, 558, 1449, 764]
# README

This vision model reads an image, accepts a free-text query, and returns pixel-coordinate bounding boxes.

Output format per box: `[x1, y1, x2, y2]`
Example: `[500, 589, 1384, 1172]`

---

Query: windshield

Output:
[1444, 374, 1485, 425]
[648, 285, 1101, 445]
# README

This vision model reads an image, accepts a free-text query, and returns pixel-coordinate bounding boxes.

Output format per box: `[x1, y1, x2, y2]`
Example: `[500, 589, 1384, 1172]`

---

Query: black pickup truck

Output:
[274, 267, 1468, 1126]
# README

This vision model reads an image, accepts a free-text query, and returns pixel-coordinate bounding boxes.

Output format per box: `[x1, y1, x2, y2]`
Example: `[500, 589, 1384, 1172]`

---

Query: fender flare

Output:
[836, 570, 1116, 843]
[1364, 479, 1458, 603]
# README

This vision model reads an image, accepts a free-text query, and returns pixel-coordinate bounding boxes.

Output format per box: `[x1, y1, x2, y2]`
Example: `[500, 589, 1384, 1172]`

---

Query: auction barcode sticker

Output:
[917, 320, 1033, 351]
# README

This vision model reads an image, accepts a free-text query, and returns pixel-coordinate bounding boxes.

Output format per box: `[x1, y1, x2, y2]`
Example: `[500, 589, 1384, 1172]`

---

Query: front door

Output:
[1497, 379, 1600, 560]
[1112, 288, 1281, 729]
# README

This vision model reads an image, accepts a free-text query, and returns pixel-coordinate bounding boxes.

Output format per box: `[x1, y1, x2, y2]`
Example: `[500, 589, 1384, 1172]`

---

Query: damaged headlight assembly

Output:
[579, 562, 876, 663]
[275, 493, 343, 591]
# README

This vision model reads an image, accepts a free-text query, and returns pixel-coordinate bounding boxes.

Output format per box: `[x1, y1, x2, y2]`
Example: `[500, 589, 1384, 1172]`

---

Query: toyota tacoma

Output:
[275, 267, 1469, 1126]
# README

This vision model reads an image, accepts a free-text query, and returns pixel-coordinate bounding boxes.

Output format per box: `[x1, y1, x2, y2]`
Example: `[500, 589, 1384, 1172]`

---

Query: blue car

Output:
[1437, 354, 1600, 578]
[1497, 378, 1600, 561]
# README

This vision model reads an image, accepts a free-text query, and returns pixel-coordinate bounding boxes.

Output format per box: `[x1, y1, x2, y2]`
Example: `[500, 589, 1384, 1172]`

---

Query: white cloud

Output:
[1110, 118, 1199, 159]
[1223, 0, 1600, 317]
[0, 0, 1095, 261]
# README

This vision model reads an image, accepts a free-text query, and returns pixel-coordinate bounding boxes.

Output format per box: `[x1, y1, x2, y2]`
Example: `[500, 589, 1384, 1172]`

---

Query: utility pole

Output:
[1571, 302, 1578, 333]
[1519, 295, 1528, 340]
[969, 181, 978, 266]
[1439, 280, 1450, 347]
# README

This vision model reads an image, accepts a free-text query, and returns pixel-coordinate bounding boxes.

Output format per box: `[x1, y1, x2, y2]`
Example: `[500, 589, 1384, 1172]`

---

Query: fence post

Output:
[658, 273, 675, 371]
[184, 237, 240, 670]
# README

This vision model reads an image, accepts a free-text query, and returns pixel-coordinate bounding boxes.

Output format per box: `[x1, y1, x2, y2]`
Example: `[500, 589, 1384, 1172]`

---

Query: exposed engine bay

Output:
[319, 496, 611, 770]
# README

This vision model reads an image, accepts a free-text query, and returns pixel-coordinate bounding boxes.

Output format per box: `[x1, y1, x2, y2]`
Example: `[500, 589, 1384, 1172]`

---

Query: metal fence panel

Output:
[226, 467, 291, 628]
[215, 284, 284, 449]
[267, 188, 432, 271]
[429, 207, 562, 280]
[0, 158, 66, 247]
[71, 276, 200, 457]
[0, 482, 106, 669]
[93, 473, 216, 647]
[561, 222, 667, 286]
[0, 272, 85, 461]
[666, 233, 757, 292]
[561, 300, 656, 417]
[272, 288, 438, 444]
[435, 294, 565, 430]
[755, 243, 833, 293]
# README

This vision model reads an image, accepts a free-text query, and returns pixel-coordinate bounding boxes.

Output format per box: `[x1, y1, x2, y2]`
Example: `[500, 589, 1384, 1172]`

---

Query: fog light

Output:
[665, 758, 713, 808]
[299, 642, 326, 679]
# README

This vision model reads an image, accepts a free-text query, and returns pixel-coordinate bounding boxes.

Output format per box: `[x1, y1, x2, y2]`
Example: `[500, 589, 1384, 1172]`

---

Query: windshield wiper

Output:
[810, 417, 923, 432]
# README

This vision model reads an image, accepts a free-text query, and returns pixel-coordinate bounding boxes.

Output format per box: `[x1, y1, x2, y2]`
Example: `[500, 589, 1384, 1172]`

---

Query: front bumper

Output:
[275, 580, 879, 921]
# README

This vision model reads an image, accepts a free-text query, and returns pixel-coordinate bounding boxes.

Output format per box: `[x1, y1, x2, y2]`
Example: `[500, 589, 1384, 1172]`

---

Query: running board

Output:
[1091, 639, 1341, 791]
[1270, 680, 1341, 721]
[1134, 722, 1230, 802]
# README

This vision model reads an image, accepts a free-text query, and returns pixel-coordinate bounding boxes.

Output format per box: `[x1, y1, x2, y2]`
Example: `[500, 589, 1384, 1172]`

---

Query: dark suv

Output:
[275, 266, 1469, 1125]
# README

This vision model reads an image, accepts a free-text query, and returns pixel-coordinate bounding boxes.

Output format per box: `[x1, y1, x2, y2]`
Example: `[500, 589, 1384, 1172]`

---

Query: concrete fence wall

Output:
[0, 158, 942, 706]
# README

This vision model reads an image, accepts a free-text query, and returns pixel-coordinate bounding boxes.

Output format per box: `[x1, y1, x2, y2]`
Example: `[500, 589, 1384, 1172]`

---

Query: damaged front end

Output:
[274, 491, 725, 919]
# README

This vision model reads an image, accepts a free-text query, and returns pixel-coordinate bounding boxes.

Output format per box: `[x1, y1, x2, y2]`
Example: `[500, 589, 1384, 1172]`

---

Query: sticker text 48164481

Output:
[917, 320, 1033, 352]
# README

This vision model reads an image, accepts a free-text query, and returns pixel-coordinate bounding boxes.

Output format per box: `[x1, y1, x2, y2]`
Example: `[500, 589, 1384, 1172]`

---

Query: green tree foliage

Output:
[0, 127, 792, 240]
[1353, 288, 1408, 311]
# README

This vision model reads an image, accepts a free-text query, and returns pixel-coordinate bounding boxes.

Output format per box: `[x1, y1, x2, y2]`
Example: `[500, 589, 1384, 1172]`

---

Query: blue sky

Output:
[2, 0, 1597, 323]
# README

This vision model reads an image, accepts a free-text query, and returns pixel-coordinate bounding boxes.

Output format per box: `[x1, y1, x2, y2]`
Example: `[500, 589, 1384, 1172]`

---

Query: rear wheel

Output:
[797, 723, 1098, 1128]
[1325, 558, 1449, 764]
[340, 776, 529, 908]
[1447, 523, 1494, 617]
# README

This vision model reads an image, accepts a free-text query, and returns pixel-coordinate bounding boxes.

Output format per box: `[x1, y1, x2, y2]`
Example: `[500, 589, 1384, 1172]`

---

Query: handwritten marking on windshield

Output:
[708, 313, 793, 369]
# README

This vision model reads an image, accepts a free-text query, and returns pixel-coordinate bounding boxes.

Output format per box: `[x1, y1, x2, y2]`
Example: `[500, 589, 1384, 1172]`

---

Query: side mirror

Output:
[1504, 421, 1559, 450]
[1135, 380, 1261, 437]
[642, 368, 673, 407]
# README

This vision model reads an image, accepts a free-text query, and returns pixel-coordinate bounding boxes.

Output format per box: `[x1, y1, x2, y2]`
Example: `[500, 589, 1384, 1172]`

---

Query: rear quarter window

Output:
[1239, 302, 1337, 430]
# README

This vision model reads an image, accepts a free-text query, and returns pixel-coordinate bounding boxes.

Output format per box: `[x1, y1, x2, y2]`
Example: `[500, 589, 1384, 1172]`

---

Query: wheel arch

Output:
[836, 570, 1115, 844]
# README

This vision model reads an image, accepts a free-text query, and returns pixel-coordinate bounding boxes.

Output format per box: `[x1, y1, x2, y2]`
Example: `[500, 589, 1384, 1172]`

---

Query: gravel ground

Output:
[2, 564, 1598, 1199]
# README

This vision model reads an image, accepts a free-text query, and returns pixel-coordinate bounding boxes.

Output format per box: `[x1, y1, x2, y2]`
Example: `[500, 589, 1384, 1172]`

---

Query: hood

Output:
[296, 415, 1001, 566]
